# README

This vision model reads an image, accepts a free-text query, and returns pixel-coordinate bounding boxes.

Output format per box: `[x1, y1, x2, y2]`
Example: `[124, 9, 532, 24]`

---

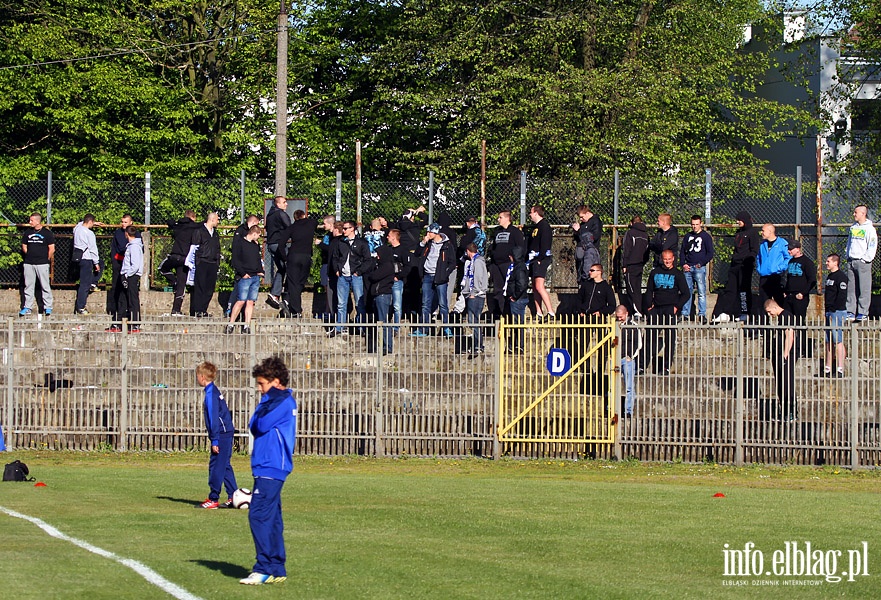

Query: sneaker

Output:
[195, 312, 213, 318]
[845, 313, 856, 322]
[241, 326, 251, 335]
[105, 325, 122, 333]
[19, 308, 32, 316]
[128, 327, 141, 334]
[835, 370, 845, 378]
[88, 284, 98, 293]
[711, 313, 730, 324]
[240, 573, 271, 585]
[856, 314, 868, 322]
[224, 324, 235, 335]
[75, 309, 90, 315]
[44, 309, 52, 316]
[221, 498, 234, 508]
[265, 295, 281, 309]
[326, 329, 339, 338]
[199, 499, 219, 510]
[410, 330, 428, 338]
[443, 328, 453, 338]
[468, 348, 484, 360]
[170, 311, 184, 317]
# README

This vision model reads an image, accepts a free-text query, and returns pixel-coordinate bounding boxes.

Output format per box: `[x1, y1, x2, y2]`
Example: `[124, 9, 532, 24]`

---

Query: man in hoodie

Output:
[191, 212, 221, 317]
[107, 225, 144, 332]
[577, 263, 616, 318]
[642, 249, 689, 375]
[620, 215, 649, 318]
[845, 204, 877, 321]
[396, 205, 427, 253]
[712, 211, 761, 323]
[460, 243, 489, 356]
[573, 205, 603, 285]
[489, 211, 526, 319]
[783, 239, 816, 354]
[240, 356, 297, 586]
[412, 222, 456, 337]
[679, 215, 714, 321]
[504, 246, 530, 353]
[756, 223, 790, 308]
[165, 209, 201, 316]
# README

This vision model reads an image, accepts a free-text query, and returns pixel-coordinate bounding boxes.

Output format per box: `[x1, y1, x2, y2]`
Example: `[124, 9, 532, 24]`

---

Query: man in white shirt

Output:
[845, 204, 878, 322]
[72, 214, 102, 314]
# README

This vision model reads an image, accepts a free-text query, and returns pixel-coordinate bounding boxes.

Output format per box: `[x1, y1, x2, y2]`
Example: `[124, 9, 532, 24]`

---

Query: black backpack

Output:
[3, 460, 35, 482]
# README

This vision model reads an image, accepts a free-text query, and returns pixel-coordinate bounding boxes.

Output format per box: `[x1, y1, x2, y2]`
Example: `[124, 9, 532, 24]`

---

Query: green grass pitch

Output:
[1, 452, 879, 599]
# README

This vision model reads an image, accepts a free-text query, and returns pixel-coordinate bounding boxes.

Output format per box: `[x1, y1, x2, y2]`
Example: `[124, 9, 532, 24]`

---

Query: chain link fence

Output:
[1, 170, 878, 291]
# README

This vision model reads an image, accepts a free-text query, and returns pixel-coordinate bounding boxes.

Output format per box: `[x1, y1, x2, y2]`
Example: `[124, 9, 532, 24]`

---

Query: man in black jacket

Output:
[191, 212, 221, 317]
[280, 210, 318, 317]
[489, 211, 526, 319]
[329, 221, 372, 336]
[107, 214, 140, 317]
[264, 196, 291, 309]
[226, 225, 264, 334]
[649, 213, 679, 268]
[166, 209, 201, 316]
[782, 239, 816, 355]
[712, 211, 761, 322]
[578, 263, 616, 317]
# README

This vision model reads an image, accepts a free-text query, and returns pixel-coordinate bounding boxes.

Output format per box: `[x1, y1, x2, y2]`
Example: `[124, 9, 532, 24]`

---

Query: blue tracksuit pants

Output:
[207, 435, 237, 501]
[249, 476, 286, 577]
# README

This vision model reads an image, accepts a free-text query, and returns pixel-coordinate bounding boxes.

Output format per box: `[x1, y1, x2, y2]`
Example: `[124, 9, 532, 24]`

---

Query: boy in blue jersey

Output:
[240, 356, 298, 586]
[196, 362, 237, 509]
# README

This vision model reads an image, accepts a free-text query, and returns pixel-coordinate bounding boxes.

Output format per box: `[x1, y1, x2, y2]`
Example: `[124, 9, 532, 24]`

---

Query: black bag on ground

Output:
[3, 459, 35, 482]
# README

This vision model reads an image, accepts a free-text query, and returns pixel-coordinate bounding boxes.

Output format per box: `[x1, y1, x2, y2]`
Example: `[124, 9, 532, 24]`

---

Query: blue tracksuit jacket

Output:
[249, 386, 298, 480]
[203, 382, 235, 446]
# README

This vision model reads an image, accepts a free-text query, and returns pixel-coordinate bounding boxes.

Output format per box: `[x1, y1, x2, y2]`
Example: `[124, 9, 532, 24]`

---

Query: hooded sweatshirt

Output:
[846, 219, 878, 262]
[732, 211, 761, 263]
[622, 221, 649, 267]
[121, 238, 144, 277]
[249, 386, 297, 481]
[461, 253, 489, 298]
[646, 263, 689, 311]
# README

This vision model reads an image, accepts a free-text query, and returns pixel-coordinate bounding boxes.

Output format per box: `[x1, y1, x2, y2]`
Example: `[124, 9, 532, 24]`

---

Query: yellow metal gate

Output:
[497, 317, 617, 444]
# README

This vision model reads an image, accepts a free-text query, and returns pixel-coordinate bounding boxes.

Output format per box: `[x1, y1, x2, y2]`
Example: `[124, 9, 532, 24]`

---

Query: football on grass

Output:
[232, 488, 252, 509]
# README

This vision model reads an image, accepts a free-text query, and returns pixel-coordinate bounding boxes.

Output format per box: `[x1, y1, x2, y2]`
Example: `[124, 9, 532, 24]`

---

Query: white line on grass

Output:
[0, 505, 205, 600]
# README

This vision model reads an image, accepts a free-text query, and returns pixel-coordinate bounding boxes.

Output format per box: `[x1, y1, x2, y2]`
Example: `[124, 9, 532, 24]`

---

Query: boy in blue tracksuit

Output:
[196, 362, 237, 509]
[240, 356, 298, 586]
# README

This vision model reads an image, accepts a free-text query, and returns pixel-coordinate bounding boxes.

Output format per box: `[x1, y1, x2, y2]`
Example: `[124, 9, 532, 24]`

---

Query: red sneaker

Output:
[199, 499, 219, 509]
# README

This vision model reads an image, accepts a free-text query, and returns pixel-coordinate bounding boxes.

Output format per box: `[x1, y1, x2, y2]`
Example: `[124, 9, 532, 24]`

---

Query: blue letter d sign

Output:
[546, 348, 571, 376]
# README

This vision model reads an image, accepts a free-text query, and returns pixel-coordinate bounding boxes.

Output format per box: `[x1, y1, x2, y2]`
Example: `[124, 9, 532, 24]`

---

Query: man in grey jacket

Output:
[460, 243, 488, 356]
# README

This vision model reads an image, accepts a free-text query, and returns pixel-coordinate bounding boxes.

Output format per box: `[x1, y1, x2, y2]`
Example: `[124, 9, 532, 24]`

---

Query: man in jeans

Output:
[845, 204, 877, 322]
[679, 215, 714, 321]
[615, 304, 642, 417]
[329, 221, 371, 336]
[20, 213, 55, 316]
[412, 223, 456, 338]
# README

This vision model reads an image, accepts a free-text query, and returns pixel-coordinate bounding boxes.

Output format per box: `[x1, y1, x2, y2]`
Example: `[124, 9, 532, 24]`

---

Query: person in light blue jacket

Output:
[240, 356, 298, 586]
[756, 223, 790, 308]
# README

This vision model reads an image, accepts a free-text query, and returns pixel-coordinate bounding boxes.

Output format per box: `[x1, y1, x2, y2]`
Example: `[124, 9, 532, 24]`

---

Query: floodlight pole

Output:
[274, 2, 289, 198]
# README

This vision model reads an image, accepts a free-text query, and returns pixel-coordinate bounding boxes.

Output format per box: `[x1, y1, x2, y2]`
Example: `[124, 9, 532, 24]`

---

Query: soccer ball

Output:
[232, 488, 252, 510]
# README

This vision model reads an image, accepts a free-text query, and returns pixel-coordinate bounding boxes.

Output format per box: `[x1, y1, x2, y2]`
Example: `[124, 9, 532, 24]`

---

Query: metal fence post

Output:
[240, 170, 246, 222]
[734, 324, 744, 466]
[335, 171, 342, 220]
[375, 330, 385, 457]
[119, 321, 128, 451]
[428, 171, 435, 224]
[5, 318, 14, 450]
[144, 172, 151, 226]
[492, 320, 501, 460]
[704, 168, 712, 224]
[355, 140, 362, 228]
[46, 170, 53, 224]
[850, 325, 859, 469]
[520, 171, 527, 226]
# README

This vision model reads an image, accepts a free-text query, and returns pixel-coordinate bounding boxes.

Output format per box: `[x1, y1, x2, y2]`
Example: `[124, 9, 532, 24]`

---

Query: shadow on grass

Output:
[156, 495, 202, 507]
[191, 559, 250, 579]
